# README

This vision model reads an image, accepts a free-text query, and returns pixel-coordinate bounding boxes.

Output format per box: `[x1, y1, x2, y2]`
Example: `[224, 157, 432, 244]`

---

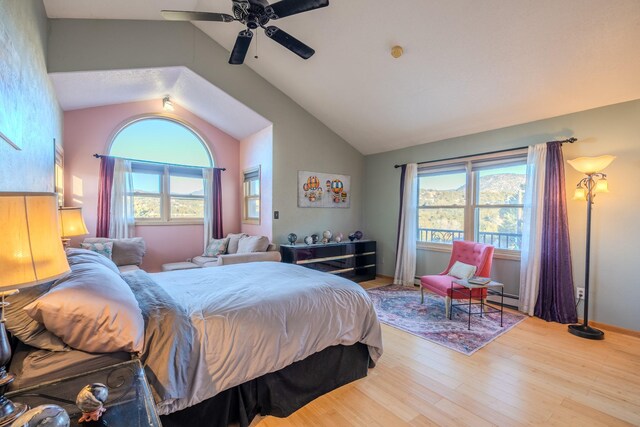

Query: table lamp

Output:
[566, 155, 615, 340]
[59, 207, 89, 247]
[0, 192, 70, 425]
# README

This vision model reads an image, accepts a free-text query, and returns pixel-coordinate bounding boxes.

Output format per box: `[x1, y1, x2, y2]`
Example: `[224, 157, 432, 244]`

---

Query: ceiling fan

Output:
[162, 0, 329, 65]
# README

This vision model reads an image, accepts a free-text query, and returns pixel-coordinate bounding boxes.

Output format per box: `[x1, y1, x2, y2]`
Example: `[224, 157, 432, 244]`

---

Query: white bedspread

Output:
[149, 261, 383, 415]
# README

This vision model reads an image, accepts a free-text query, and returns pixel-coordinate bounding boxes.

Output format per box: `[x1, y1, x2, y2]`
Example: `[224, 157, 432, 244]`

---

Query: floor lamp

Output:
[567, 155, 615, 340]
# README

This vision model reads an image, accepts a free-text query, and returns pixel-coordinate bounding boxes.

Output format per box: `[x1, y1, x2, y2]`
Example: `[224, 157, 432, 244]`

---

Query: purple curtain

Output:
[395, 164, 407, 253]
[96, 156, 115, 238]
[534, 142, 578, 323]
[212, 168, 224, 239]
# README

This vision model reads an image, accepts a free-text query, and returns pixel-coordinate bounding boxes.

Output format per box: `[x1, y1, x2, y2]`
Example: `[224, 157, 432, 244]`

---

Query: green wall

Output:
[364, 99, 640, 330]
[46, 19, 364, 245]
[0, 0, 62, 191]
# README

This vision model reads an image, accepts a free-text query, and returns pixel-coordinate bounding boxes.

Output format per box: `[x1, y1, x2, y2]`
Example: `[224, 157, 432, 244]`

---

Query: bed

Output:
[8, 250, 383, 426]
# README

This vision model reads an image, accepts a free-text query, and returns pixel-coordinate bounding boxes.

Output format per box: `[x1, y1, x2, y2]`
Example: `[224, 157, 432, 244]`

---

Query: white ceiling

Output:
[44, 0, 640, 155]
[50, 67, 272, 140]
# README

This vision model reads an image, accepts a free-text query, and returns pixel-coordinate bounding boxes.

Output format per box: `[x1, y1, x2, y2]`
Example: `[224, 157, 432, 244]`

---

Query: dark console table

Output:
[280, 240, 376, 282]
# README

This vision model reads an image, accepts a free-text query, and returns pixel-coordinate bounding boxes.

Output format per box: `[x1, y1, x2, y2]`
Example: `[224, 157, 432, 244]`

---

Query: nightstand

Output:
[6, 359, 161, 426]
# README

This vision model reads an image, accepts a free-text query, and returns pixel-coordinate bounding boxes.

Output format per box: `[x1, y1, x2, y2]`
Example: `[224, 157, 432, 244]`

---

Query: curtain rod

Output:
[393, 137, 577, 169]
[93, 154, 226, 171]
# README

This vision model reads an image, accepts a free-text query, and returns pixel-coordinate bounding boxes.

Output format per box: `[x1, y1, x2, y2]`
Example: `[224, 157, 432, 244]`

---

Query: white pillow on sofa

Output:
[237, 235, 270, 253]
[448, 261, 477, 280]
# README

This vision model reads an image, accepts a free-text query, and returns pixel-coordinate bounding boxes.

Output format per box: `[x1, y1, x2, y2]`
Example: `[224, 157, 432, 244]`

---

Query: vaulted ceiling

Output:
[44, 0, 640, 155]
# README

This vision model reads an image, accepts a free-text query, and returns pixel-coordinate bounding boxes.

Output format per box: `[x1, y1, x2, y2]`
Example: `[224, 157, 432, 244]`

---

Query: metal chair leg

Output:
[445, 296, 450, 318]
[421, 287, 424, 304]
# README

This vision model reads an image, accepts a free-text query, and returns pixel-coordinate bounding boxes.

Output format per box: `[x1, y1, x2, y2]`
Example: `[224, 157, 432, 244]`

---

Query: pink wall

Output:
[64, 100, 241, 272]
[239, 126, 273, 239]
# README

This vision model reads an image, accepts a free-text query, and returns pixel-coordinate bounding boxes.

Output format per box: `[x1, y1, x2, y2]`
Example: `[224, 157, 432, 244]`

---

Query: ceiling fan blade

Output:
[161, 10, 235, 22]
[264, 26, 315, 59]
[265, 0, 329, 19]
[229, 30, 254, 65]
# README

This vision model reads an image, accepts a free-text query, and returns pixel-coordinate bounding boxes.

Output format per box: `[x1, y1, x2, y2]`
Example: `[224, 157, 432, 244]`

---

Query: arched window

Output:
[110, 117, 213, 223]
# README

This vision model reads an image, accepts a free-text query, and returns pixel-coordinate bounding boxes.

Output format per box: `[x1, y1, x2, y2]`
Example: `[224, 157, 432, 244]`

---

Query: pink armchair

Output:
[420, 241, 494, 317]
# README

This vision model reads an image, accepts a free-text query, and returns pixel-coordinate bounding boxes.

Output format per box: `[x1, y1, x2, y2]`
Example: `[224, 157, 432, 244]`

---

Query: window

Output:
[418, 153, 526, 252]
[110, 117, 212, 223]
[243, 166, 261, 224]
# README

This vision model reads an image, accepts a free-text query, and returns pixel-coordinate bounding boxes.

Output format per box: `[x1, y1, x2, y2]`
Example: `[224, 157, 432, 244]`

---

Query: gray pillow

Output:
[5, 282, 68, 352]
[83, 237, 146, 266]
[226, 233, 248, 254]
[237, 235, 270, 253]
[66, 248, 120, 274]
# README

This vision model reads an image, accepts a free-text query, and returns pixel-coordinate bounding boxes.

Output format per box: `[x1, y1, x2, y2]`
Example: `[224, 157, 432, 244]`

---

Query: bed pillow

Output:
[448, 261, 477, 280]
[4, 282, 69, 352]
[204, 238, 229, 257]
[237, 235, 270, 254]
[226, 233, 248, 254]
[80, 241, 113, 260]
[66, 247, 120, 274]
[24, 262, 144, 354]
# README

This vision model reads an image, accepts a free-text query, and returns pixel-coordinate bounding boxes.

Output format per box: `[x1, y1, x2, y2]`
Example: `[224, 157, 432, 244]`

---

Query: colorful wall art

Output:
[298, 171, 350, 208]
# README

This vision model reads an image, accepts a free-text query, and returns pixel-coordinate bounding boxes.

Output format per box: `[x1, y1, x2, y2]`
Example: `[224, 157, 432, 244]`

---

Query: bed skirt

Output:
[160, 343, 370, 427]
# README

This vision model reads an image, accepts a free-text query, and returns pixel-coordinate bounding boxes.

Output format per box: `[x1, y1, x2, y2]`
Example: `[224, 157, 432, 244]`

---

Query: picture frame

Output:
[298, 171, 351, 208]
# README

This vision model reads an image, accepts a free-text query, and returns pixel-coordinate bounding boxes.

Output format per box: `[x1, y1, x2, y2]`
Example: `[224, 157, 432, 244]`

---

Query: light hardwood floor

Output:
[257, 277, 640, 426]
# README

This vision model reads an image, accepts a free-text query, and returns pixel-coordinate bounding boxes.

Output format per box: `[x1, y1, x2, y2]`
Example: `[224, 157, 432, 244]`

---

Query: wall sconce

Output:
[163, 96, 174, 112]
[566, 154, 615, 340]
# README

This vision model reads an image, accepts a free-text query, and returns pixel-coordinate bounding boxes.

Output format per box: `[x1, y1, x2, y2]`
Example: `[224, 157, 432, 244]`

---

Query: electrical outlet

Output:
[576, 287, 585, 300]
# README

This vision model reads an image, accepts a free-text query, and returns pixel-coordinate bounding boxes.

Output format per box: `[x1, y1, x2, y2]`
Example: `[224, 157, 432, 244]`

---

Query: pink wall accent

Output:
[239, 126, 273, 239]
[64, 100, 241, 272]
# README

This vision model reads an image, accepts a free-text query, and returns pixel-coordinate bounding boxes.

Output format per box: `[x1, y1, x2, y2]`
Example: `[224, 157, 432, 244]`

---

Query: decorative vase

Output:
[287, 233, 297, 245]
[11, 405, 70, 427]
[334, 232, 343, 243]
[304, 236, 313, 245]
[354, 230, 363, 240]
[311, 234, 319, 244]
[76, 383, 109, 423]
[348, 233, 356, 241]
[322, 230, 332, 241]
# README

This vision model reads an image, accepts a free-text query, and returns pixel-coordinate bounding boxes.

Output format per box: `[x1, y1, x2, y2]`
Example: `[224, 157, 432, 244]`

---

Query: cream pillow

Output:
[448, 261, 477, 280]
[237, 235, 270, 253]
[226, 233, 248, 254]
[24, 262, 144, 354]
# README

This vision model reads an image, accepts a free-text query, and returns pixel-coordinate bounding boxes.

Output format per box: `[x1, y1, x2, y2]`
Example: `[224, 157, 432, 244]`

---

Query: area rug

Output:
[367, 285, 526, 355]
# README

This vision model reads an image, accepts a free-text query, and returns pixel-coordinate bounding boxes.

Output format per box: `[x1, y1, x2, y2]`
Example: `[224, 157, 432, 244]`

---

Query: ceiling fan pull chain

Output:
[255, 30, 259, 59]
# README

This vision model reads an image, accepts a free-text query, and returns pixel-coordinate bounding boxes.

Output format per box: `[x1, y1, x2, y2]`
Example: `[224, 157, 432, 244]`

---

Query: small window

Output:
[109, 116, 213, 224]
[418, 169, 466, 244]
[243, 166, 261, 224]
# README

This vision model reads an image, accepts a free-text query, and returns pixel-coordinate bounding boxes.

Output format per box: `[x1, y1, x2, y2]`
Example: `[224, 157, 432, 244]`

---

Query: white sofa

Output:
[190, 233, 281, 268]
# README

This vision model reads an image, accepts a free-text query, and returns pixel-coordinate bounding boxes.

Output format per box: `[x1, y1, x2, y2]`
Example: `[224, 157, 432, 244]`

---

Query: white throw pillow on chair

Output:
[448, 261, 477, 279]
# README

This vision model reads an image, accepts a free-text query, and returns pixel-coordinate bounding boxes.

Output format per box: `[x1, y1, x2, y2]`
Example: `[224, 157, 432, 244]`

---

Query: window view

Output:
[243, 167, 261, 224]
[417, 157, 526, 251]
[475, 164, 526, 250]
[110, 117, 212, 223]
[418, 170, 466, 243]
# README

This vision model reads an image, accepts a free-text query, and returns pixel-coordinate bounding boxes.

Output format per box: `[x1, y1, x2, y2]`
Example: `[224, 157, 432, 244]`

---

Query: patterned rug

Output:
[367, 285, 527, 355]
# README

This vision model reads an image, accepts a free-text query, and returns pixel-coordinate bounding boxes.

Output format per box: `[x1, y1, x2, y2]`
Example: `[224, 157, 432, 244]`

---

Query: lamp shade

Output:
[59, 207, 89, 238]
[572, 187, 587, 201]
[594, 178, 609, 193]
[0, 193, 70, 290]
[567, 155, 615, 174]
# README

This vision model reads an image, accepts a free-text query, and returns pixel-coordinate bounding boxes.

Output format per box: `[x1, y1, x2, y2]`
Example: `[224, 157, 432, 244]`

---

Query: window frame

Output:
[416, 150, 527, 260]
[131, 163, 206, 225]
[242, 166, 261, 225]
[108, 114, 214, 226]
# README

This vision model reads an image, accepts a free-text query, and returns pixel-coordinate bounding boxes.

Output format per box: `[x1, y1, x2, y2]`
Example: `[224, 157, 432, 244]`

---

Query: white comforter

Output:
[149, 261, 383, 415]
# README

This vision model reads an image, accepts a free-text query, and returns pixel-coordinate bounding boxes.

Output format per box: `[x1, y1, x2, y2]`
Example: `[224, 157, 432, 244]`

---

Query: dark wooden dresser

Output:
[280, 240, 376, 282]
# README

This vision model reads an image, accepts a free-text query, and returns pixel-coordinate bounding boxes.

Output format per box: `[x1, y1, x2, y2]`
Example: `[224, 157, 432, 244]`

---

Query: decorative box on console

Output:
[280, 241, 376, 282]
